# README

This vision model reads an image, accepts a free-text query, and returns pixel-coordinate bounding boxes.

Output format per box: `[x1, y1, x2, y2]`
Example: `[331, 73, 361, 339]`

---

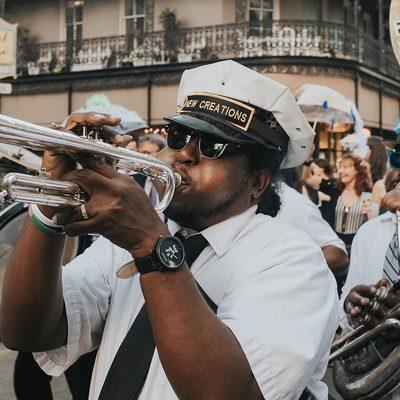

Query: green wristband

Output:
[31, 214, 65, 236]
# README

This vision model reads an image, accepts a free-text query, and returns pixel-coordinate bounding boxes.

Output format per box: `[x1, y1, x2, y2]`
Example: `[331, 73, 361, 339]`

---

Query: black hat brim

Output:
[163, 114, 258, 146]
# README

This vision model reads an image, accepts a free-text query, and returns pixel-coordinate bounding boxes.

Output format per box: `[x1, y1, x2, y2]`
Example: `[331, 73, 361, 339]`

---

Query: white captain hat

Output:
[164, 60, 315, 168]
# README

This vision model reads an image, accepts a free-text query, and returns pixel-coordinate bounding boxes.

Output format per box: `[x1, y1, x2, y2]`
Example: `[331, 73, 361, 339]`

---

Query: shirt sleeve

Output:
[339, 230, 368, 332]
[306, 202, 347, 252]
[34, 236, 118, 376]
[218, 231, 339, 399]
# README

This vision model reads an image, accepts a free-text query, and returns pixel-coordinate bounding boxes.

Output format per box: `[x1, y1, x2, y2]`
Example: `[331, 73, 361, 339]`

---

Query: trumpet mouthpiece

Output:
[174, 173, 182, 188]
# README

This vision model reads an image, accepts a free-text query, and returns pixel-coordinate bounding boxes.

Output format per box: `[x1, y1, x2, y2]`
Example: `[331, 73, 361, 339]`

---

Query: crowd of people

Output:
[290, 135, 395, 256]
[1, 60, 400, 400]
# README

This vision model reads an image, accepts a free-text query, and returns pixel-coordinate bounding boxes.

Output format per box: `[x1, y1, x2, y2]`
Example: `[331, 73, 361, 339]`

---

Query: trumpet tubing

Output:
[2, 172, 85, 207]
[0, 114, 181, 212]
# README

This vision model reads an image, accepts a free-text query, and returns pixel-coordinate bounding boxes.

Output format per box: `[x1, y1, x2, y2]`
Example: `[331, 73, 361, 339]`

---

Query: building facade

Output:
[1, 0, 399, 159]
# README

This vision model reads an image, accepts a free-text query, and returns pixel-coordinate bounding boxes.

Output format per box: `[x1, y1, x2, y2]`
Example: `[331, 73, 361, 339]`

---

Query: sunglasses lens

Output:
[390, 150, 400, 170]
[200, 137, 227, 159]
[166, 125, 191, 151]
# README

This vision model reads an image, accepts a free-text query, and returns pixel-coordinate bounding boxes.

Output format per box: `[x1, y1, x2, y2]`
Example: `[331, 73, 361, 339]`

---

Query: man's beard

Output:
[164, 178, 249, 231]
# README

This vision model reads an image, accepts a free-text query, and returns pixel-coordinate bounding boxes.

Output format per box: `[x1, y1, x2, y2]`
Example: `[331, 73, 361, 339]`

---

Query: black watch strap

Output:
[135, 253, 161, 274]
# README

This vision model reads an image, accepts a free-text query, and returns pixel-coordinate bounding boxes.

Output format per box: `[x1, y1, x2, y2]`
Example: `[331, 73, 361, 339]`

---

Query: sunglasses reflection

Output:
[165, 124, 239, 159]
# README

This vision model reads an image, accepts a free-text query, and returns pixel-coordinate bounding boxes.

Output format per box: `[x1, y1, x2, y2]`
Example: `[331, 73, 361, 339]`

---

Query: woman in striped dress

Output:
[335, 155, 372, 254]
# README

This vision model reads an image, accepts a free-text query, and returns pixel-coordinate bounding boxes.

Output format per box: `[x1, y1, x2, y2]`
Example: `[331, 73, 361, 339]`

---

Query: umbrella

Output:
[296, 84, 354, 128]
[340, 100, 369, 158]
[72, 94, 148, 135]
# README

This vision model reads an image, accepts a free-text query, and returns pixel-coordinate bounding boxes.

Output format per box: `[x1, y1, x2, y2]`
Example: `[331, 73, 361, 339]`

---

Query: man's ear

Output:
[251, 169, 271, 200]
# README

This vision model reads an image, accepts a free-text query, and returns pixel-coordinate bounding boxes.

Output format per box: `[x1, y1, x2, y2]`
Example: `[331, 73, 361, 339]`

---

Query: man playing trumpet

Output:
[0, 61, 338, 400]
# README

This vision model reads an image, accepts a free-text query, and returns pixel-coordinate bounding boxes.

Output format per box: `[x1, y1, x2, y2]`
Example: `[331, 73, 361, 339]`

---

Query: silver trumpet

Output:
[0, 114, 182, 213]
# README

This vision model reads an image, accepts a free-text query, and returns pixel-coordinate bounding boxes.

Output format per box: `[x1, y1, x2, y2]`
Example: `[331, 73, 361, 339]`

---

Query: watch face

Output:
[156, 236, 185, 270]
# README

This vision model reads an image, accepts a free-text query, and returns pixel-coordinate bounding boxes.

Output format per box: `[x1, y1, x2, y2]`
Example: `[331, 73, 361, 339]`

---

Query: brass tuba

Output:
[0, 114, 182, 212]
[329, 2, 400, 397]
[330, 280, 400, 399]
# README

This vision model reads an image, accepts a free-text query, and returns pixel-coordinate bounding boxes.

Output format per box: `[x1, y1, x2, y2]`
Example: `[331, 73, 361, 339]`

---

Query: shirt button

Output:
[180, 229, 188, 238]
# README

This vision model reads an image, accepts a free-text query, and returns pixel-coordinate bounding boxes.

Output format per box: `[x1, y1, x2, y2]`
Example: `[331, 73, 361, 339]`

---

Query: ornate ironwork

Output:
[145, 0, 154, 33]
[17, 20, 400, 82]
[235, 0, 246, 23]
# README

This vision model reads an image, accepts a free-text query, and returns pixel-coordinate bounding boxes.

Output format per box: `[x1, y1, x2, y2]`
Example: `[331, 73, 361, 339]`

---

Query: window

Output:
[72, 0, 84, 49]
[248, 0, 274, 37]
[124, 0, 145, 48]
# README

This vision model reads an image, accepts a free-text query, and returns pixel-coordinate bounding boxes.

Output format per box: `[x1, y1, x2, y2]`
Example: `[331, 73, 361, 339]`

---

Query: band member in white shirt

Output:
[340, 181, 400, 331]
[0, 60, 338, 400]
[276, 182, 348, 276]
[339, 184, 400, 400]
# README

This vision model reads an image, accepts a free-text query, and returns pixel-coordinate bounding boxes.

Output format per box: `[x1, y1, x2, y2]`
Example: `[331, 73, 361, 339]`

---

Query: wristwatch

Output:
[134, 236, 186, 274]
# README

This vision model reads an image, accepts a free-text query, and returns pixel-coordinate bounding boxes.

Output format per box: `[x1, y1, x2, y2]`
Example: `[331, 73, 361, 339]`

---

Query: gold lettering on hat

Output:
[179, 92, 256, 132]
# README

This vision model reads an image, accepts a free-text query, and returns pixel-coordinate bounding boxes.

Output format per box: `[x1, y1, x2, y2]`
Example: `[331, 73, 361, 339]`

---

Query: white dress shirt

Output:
[339, 212, 395, 331]
[34, 206, 338, 400]
[276, 183, 346, 252]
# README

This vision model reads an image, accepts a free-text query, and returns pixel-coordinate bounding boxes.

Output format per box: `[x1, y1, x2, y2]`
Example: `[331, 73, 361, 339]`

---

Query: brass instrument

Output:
[0, 114, 182, 213]
[329, 2, 400, 398]
[330, 282, 400, 399]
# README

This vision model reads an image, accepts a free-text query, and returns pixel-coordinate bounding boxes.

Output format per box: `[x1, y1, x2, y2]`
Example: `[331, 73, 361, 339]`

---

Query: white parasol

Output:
[296, 84, 354, 129]
[340, 100, 369, 158]
[73, 94, 148, 135]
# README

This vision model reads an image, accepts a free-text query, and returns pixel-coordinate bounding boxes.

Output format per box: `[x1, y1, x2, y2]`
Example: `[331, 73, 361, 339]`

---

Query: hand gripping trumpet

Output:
[0, 114, 182, 213]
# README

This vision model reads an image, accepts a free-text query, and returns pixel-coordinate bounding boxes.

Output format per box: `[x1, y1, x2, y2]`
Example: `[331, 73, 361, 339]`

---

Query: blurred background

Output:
[0, 0, 397, 154]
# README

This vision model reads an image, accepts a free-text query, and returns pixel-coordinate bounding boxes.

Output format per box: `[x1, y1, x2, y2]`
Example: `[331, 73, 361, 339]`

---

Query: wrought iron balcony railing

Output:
[18, 20, 400, 81]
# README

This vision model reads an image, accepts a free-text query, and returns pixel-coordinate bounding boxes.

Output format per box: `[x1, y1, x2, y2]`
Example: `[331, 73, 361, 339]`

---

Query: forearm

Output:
[0, 217, 67, 351]
[140, 266, 261, 400]
[322, 245, 349, 276]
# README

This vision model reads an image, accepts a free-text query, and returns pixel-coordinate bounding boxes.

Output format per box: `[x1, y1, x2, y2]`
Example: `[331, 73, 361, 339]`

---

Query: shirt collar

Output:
[167, 205, 258, 257]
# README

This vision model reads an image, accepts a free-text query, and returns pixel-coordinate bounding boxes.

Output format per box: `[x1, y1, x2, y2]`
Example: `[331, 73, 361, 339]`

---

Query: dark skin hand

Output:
[344, 280, 389, 328]
[382, 188, 400, 214]
[1, 113, 267, 399]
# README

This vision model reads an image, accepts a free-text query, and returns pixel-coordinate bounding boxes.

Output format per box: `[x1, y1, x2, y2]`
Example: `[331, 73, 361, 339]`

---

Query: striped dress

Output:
[334, 196, 366, 235]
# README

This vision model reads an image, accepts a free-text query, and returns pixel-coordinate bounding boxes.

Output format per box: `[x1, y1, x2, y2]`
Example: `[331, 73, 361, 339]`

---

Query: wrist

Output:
[29, 204, 65, 236]
[133, 233, 186, 275]
[38, 204, 59, 220]
[130, 227, 171, 259]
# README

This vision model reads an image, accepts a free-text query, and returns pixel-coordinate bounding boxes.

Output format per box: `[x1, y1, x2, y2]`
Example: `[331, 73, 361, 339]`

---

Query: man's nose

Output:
[175, 137, 200, 164]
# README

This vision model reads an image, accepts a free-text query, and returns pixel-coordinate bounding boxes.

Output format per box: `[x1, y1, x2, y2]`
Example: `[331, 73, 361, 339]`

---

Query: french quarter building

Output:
[1, 0, 399, 159]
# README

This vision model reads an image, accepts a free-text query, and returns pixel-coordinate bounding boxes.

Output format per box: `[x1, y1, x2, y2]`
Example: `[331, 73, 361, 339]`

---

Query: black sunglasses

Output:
[165, 123, 240, 159]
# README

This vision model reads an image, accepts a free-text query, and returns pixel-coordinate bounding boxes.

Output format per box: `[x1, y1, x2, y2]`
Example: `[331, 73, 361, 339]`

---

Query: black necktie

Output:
[99, 233, 213, 400]
[175, 232, 209, 267]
